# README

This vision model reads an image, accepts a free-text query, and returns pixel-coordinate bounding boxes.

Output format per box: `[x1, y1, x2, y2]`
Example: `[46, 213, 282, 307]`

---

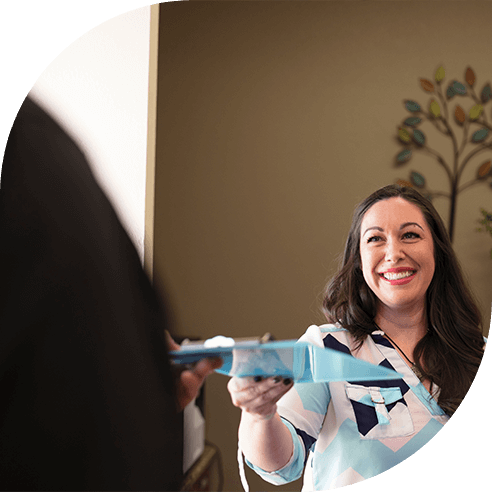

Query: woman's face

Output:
[359, 197, 435, 312]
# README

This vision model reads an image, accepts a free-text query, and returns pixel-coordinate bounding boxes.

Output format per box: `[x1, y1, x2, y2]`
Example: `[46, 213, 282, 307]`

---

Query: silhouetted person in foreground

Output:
[0, 97, 220, 490]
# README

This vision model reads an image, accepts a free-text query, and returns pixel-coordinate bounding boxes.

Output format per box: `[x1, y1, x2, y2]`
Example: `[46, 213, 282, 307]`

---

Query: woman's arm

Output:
[228, 376, 295, 471]
[239, 409, 294, 471]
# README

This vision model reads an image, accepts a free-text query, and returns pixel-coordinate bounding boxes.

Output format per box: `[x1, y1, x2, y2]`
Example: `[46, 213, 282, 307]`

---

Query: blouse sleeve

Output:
[277, 324, 333, 458]
[276, 374, 331, 464]
[244, 417, 306, 485]
[245, 325, 332, 484]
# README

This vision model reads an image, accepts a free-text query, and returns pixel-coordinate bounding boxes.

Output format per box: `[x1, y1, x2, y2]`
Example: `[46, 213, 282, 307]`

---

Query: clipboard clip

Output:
[180, 332, 275, 349]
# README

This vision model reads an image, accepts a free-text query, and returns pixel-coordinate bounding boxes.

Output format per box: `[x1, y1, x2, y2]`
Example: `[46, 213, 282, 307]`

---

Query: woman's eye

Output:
[403, 231, 420, 239]
[367, 236, 382, 243]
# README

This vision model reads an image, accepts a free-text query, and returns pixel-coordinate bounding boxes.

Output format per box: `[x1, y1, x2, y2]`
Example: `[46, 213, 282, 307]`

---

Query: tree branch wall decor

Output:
[393, 65, 492, 243]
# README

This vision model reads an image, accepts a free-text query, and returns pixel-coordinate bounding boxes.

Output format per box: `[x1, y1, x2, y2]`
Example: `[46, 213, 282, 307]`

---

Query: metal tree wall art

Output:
[394, 65, 492, 242]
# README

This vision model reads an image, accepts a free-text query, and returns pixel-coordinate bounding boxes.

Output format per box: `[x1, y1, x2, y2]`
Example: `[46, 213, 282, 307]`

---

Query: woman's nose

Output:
[384, 239, 404, 262]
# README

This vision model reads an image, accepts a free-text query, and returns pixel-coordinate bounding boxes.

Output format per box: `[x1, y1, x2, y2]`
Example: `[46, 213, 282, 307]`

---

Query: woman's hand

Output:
[227, 375, 294, 421]
[228, 375, 296, 472]
[166, 331, 223, 410]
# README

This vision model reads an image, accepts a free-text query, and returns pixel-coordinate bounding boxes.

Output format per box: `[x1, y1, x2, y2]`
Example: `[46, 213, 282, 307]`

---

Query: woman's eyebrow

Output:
[400, 221, 424, 231]
[362, 226, 383, 236]
[362, 222, 424, 236]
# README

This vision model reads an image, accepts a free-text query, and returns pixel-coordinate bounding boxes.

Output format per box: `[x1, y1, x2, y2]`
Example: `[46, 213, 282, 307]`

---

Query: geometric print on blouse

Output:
[324, 332, 413, 438]
[245, 324, 450, 491]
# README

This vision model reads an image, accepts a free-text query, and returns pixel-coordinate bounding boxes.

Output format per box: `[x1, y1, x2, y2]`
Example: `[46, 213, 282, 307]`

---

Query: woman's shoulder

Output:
[299, 323, 354, 350]
[318, 323, 348, 334]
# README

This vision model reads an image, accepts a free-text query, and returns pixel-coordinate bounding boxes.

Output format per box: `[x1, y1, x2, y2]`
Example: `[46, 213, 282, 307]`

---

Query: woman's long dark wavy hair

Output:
[323, 184, 485, 416]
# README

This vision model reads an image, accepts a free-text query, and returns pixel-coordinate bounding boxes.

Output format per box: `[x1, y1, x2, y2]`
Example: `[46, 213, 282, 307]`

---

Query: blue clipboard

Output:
[170, 339, 402, 383]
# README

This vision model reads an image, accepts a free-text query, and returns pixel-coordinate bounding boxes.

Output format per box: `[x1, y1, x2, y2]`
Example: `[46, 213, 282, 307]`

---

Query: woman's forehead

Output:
[361, 197, 427, 230]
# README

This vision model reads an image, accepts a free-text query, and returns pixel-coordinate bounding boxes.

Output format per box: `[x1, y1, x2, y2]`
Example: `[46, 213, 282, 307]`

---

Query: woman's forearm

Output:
[238, 410, 294, 472]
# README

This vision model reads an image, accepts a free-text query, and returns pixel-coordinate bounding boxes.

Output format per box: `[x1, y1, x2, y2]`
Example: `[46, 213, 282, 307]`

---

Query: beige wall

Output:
[152, 2, 492, 490]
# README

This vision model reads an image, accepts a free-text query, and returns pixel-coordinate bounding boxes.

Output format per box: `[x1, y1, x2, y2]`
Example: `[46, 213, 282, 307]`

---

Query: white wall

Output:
[0, 0, 156, 260]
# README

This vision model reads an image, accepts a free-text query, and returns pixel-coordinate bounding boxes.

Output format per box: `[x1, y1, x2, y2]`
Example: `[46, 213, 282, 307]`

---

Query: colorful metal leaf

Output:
[398, 127, 412, 143]
[410, 171, 426, 188]
[429, 99, 441, 118]
[412, 129, 426, 146]
[435, 66, 445, 83]
[451, 80, 467, 95]
[469, 104, 484, 121]
[420, 78, 434, 92]
[471, 127, 489, 143]
[465, 67, 476, 86]
[454, 105, 466, 124]
[477, 160, 491, 179]
[396, 149, 412, 164]
[446, 85, 456, 99]
[404, 117, 421, 127]
[396, 179, 413, 188]
[404, 100, 421, 113]
[481, 83, 492, 103]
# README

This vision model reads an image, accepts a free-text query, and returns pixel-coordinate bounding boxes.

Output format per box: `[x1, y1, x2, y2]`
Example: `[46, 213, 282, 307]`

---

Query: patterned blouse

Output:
[244, 324, 450, 490]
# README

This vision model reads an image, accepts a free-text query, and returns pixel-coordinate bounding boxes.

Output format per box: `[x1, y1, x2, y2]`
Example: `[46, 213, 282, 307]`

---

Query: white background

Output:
[28, 5, 152, 260]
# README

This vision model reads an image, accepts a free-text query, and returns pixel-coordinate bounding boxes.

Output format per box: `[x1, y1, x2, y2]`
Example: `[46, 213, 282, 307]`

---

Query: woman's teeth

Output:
[382, 270, 415, 280]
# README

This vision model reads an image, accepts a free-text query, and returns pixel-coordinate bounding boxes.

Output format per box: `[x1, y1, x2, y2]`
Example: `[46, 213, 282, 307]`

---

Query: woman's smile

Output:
[378, 267, 417, 284]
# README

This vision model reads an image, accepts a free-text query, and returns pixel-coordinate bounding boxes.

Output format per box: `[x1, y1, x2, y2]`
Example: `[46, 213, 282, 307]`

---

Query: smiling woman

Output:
[227, 184, 485, 490]
[324, 185, 484, 411]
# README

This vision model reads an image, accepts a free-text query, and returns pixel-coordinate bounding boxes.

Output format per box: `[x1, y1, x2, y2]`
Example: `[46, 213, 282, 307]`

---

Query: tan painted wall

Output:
[152, 2, 492, 490]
